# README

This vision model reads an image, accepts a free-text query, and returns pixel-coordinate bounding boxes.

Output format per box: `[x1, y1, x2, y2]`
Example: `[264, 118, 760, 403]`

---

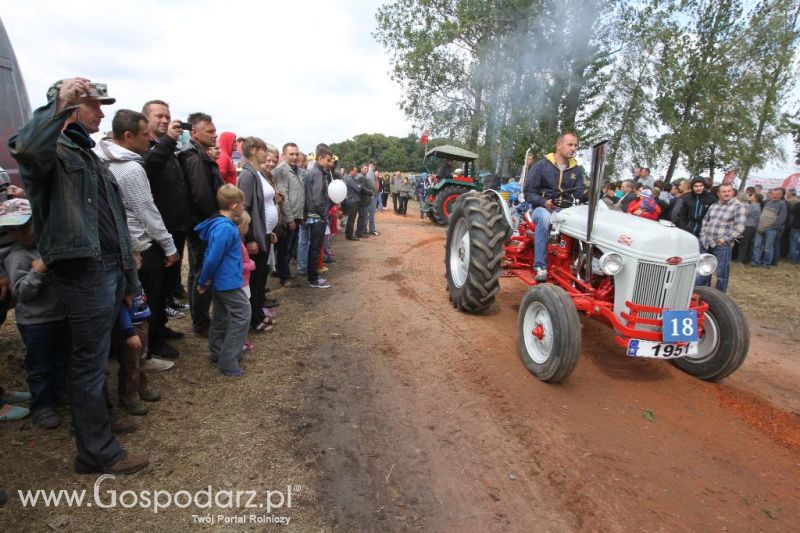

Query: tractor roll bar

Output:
[584, 140, 609, 285]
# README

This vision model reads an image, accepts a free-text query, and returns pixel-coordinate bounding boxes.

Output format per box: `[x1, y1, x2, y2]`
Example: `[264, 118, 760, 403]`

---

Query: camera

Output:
[85, 82, 109, 98]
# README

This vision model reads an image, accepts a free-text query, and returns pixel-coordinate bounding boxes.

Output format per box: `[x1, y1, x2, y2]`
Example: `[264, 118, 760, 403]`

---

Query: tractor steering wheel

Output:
[547, 186, 586, 209]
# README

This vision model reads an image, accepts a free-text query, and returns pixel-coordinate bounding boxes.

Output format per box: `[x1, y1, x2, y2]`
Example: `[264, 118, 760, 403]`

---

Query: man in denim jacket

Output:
[8, 77, 148, 475]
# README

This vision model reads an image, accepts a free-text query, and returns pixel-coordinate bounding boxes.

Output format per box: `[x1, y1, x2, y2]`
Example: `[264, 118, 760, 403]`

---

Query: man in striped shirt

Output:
[697, 183, 745, 292]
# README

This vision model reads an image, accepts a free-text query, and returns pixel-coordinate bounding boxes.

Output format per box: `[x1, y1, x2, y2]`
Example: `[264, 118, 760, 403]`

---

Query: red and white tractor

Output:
[444, 141, 749, 383]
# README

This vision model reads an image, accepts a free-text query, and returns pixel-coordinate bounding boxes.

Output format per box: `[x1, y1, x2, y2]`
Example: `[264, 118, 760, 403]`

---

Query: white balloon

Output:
[328, 179, 347, 204]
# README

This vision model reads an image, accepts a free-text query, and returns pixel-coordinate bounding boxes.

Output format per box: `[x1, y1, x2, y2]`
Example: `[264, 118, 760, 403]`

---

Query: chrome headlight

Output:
[696, 253, 718, 276]
[599, 252, 624, 276]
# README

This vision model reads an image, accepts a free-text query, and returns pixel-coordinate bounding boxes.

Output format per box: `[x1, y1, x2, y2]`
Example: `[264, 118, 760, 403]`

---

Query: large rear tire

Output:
[517, 284, 581, 383]
[671, 286, 749, 381]
[434, 185, 469, 225]
[445, 191, 509, 313]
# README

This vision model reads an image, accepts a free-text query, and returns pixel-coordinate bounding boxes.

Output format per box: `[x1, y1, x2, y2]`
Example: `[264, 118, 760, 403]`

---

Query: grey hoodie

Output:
[4, 243, 66, 324]
[94, 140, 177, 256]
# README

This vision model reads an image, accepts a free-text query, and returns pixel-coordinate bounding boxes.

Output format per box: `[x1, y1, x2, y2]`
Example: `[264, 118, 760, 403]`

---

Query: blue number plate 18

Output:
[662, 310, 699, 342]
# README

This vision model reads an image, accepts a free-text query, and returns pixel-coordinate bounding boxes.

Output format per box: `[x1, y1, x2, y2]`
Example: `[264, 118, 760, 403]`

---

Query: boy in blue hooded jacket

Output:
[195, 184, 251, 377]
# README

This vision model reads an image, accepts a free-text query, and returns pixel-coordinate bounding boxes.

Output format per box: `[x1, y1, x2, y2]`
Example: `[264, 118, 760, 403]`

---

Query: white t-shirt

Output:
[258, 171, 280, 234]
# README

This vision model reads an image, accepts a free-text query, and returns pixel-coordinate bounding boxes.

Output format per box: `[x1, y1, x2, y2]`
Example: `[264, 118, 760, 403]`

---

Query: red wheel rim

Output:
[443, 194, 460, 217]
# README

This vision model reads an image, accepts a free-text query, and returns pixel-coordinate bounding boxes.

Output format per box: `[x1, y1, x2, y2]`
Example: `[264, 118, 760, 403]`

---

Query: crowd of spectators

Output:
[0, 77, 386, 478]
[600, 168, 799, 291]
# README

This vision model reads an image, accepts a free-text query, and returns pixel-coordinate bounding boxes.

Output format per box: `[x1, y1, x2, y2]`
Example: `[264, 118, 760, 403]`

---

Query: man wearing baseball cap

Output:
[8, 78, 148, 474]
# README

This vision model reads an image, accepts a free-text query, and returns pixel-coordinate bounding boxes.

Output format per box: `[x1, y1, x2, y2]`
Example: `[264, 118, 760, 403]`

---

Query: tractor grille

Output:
[631, 261, 696, 319]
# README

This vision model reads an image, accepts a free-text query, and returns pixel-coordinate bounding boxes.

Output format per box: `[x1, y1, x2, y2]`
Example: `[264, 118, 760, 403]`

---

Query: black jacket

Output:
[304, 163, 330, 220]
[143, 135, 192, 232]
[179, 140, 223, 226]
[678, 191, 716, 236]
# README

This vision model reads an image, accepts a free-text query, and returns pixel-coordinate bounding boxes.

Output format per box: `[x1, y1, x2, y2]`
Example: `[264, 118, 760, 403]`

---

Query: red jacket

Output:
[217, 132, 238, 186]
[627, 196, 661, 220]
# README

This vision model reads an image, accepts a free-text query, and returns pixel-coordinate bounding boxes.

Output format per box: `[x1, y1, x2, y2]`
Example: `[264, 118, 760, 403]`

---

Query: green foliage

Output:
[329, 133, 464, 172]
[374, 0, 800, 182]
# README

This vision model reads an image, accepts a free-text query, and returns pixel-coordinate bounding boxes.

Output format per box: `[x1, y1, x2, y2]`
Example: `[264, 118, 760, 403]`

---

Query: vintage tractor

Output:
[422, 145, 483, 225]
[444, 141, 749, 383]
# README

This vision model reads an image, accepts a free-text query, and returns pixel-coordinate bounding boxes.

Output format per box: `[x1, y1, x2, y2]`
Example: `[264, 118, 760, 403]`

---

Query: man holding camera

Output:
[141, 99, 194, 360]
[9, 78, 148, 474]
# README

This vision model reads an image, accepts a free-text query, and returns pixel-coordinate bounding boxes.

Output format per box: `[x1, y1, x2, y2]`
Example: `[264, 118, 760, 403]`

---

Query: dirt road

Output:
[2, 208, 798, 531]
[308, 209, 800, 531]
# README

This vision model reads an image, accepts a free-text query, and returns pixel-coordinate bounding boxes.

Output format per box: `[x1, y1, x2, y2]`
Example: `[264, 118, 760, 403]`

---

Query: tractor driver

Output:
[437, 159, 453, 181]
[523, 132, 586, 282]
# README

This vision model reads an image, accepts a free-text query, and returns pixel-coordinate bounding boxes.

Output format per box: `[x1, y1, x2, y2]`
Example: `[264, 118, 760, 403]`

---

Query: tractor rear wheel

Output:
[445, 191, 509, 313]
[671, 287, 749, 381]
[517, 284, 581, 383]
[434, 185, 469, 225]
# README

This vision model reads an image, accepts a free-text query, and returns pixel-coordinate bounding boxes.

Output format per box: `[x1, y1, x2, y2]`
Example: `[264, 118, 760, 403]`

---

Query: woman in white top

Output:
[237, 137, 278, 331]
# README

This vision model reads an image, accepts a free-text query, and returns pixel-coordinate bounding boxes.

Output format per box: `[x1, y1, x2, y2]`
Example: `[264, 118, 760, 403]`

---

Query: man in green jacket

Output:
[8, 77, 148, 475]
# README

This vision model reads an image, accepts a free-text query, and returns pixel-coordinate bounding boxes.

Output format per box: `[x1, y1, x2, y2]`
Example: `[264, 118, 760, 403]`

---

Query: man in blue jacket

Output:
[523, 133, 586, 282]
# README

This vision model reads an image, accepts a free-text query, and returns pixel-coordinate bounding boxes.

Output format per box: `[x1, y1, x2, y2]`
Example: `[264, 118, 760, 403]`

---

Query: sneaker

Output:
[162, 326, 184, 340]
[140, 389, 161, 402]
[346, 236, 360, 241]
[320, 266, 329, 273]
[1, 390, 31, 403]
[164, 307, 185, 320]
[264, 298, 279, 308]
[297, 270, 307, 276]
[243, 341, 254, 352]
[255, 320, 274, 332]
[0, 404, 30, 422]
[31, 406, 62, 429]
[535, 267, 548, 282]
[167, 298, 189, 310]
[280, 280, 295, 288]
[324, 258, 336, 264]
[371, 231, 380, 236]
[309, 278, 331, 289]
[143, 357, 174, 372]
[150, 341, 179, 359]
[122, 401, 149, 416]
[221, 368, 245, 378]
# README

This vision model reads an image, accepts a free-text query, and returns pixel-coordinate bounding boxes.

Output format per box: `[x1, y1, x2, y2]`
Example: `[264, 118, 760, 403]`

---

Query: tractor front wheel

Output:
[445, 191, 509, 313]
[434, 185, 469, 225]
[671, 287, 749, 381]
[517, 284, 581, 383]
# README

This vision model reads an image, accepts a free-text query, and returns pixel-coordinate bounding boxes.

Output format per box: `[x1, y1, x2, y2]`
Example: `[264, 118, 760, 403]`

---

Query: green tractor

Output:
[422, 145, 482, 225]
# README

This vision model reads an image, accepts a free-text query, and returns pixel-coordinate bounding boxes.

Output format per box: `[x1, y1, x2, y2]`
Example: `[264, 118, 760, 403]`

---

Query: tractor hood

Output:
[551, 203, 701, 263]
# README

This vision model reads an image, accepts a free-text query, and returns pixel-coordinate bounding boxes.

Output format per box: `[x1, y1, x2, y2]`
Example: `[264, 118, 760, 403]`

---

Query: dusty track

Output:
[309, 208, 800, 531]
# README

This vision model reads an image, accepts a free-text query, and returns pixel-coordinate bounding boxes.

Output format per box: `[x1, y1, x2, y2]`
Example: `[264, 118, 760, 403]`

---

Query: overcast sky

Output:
[2, 1, 797, 181]
[1, 0, 413, 154]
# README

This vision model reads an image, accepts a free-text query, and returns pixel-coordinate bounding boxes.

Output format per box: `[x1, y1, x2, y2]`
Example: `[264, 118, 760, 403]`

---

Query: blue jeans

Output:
[17, 319, 70, 411]
[790, 228, 800, 262]
[297, 223, 310, 273]
[369, 196, 378, 233]
[696, 244, 732, 292]
[51, 257, 126, 471]
[376, 192, 384, 210]
[209, 288, 251, 373]
[532, 207, 553, 269]
[751, 229, 778, 266]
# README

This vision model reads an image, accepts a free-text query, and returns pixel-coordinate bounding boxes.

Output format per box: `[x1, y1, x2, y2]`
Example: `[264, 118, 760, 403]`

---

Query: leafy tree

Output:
[733, 0, 800, 190]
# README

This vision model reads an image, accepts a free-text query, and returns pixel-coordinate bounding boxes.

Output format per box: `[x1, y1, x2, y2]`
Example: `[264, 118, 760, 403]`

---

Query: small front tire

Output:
[517, 284, 581, 382]
[671, 286, 749, 381]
